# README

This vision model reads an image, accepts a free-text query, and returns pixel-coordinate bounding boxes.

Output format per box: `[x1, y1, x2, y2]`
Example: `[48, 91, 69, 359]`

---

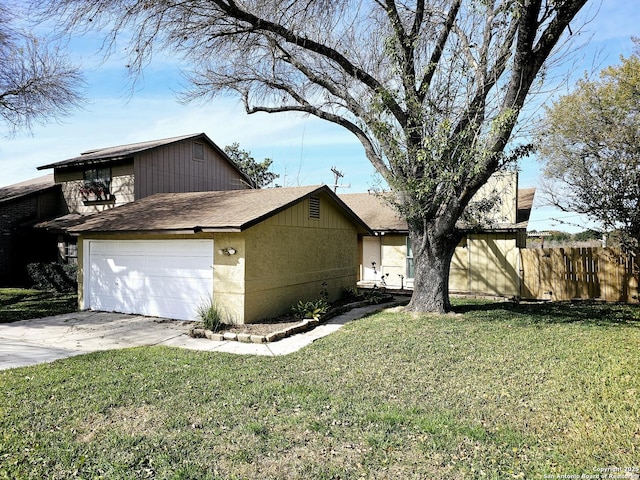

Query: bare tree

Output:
[35, 0, 589, 312]
[0, 3, 83, 135]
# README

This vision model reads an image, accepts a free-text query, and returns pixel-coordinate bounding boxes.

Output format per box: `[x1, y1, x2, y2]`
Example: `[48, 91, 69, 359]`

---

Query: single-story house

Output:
[68, 185, 371, 323]
[340, 172, 535, 298]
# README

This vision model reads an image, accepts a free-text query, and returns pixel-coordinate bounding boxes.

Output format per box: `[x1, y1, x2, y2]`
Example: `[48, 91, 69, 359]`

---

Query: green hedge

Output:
[27, 263, 78, 293]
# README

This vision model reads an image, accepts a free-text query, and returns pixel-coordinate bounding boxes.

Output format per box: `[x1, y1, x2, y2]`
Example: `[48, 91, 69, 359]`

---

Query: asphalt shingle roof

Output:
[340, 188, 536, 232]
[0, 175, 57, 204]
[339, 193, 407, 232]
[68, 185, 370, 234]
[37, 133, 203, 170]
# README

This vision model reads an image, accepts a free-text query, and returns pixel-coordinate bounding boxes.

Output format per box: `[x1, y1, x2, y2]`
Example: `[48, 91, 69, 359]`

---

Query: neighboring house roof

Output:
[67, 185, 371, 235]
[36, 132, 252, 185]
[339, 193, 407, 232]
[340, 189, 536, 233]
[0, 175, 58, 204]
[517, 188, 536, 225]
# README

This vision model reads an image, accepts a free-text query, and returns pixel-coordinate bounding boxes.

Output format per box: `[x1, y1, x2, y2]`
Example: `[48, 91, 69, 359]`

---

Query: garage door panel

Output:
[86, 239, 214, 320]
[144, 276, 211, 299]
[142, 263, 213, 279]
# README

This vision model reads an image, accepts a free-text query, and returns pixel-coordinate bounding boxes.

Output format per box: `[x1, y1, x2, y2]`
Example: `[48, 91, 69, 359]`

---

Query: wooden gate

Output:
[520, 247, 639, 302]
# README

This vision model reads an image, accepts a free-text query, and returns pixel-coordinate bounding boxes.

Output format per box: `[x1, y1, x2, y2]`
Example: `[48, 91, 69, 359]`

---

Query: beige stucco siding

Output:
[360, 232, 520, 297]
[241, 196, 359, 323]
[55, 162, 135, 215]
[380, 235, 407, 287]
[210, 233, 246, 324]
[76, 195, 361, 324]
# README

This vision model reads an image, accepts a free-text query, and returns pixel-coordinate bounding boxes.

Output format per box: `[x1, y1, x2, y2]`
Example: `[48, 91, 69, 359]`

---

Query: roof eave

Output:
[458, 224, 528, 233]
[72, 226, 244, 236]
[372, 229, 409, 235]
[37, 155, 133, 171]
[36, 133, 252, 186]
[0, 184, 60, 204]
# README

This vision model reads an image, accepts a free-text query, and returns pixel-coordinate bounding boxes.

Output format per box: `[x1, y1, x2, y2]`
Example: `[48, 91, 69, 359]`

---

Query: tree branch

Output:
[242, 82, 390, 180]
[211, 0, 409, 127]
[417, 0, 461, 101]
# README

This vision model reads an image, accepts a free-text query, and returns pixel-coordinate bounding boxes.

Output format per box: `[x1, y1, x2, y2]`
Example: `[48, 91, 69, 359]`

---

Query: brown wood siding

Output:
[134, 139, 248, 199]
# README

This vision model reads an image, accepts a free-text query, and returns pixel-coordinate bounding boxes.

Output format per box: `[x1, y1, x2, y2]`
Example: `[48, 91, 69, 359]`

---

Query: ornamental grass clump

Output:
[196, 299, 224, 332]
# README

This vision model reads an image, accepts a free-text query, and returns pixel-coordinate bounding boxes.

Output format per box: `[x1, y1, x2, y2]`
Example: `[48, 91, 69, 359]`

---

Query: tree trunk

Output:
[406, 221, 462, 314]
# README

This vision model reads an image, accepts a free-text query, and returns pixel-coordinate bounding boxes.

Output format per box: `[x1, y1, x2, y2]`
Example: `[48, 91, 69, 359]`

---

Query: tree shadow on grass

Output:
[451, 299, 640, 328]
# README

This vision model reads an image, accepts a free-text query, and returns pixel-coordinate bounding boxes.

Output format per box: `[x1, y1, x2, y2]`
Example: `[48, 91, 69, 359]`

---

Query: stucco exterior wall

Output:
[241, 195, 359, 323]
[361, 232, 520, 297]
[210, 233, 246, 324]
[379, 235, 407, 288]
[75, 195, 361, 324]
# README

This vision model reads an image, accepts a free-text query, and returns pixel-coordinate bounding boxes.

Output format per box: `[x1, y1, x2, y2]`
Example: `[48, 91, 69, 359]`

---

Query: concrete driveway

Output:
[0, 302, 395, 370]
[0, 311, 194, 370]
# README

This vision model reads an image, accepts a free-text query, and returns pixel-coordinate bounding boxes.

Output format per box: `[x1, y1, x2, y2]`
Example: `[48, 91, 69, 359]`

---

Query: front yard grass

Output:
[0, 288, 78, 323]
[1, 299, 639, 479]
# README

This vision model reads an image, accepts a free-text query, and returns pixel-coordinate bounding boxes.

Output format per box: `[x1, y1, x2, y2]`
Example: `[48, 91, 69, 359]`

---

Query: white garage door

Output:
[84, 239, 214, 321]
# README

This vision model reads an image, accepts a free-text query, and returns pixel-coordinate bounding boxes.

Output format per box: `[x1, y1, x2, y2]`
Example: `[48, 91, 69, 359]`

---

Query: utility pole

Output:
[331, 166, 350, 193]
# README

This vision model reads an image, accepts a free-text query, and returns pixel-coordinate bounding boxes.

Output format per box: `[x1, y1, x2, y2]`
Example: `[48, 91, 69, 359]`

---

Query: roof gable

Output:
[36, 133, 251, 184]
[68, 185, 371, 235]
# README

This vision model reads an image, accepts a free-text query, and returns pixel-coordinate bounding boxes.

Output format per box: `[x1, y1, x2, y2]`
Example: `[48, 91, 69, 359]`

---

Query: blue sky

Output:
[1, 1, 637, 233]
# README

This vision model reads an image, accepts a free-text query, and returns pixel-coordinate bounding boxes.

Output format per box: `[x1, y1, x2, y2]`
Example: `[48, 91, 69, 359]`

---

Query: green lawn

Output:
[1, 300, 639, 479]
[0, 288, 78, 323]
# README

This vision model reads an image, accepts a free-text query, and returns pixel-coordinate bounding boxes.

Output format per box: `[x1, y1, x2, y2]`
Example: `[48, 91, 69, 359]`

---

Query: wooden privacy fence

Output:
[520, 247, 639, 302]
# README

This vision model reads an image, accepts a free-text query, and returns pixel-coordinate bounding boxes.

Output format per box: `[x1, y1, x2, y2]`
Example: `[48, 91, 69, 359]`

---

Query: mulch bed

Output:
[189, 294, 398, 341]
[218, 314, 302, 336]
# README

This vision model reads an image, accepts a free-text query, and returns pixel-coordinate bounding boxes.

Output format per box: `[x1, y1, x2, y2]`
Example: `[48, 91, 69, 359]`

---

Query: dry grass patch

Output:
[77, 405, 167, 443]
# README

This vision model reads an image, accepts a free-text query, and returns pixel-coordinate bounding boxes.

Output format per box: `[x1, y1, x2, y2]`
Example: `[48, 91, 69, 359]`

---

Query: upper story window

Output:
[193, 142, 205, 160]
[81, 167, 112, 202]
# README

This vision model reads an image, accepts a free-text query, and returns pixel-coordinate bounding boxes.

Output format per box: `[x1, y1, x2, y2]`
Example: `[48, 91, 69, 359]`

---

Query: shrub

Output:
[292, 298, 329, 320]
[196, 299, 225, 332]
[364, 288, 387, 305]
[342, 286, 364, 301]
[27, 263, 78, 293]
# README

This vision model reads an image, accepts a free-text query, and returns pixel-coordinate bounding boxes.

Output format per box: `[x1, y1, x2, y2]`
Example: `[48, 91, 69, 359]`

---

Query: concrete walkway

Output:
[0, 302, 400, 370]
